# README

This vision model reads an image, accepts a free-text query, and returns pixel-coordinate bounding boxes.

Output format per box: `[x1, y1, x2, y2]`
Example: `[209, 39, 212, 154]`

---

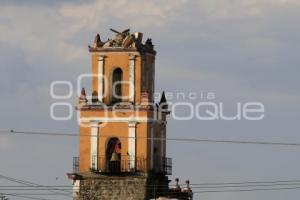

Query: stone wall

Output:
[74, 174, 169, 200]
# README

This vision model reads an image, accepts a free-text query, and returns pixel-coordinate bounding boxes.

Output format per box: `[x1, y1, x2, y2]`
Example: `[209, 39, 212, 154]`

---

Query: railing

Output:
[92, 155, 147, 173]
[76, 155, 147, 173]
[153, 156, 172, 175]
[72, 156, 172, 175]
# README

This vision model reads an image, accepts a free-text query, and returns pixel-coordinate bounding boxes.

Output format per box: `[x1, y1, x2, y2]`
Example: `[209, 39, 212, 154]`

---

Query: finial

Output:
[93, 33, 103, 48]
[159, 91, 166, 103]
[80, 88, 87, 100]
[145, 38, 153, 49]
[183, 179, 193, 198]
[159, 91, 168, 110]
[184, 180, 191, 191]
[134, 32, 143, 43]
[175, 178, 181, 190]
[79, 88, 88, 106]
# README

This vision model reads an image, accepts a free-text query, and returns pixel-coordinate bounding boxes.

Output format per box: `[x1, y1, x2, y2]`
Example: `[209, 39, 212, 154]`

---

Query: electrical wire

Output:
[3, 193, 54, 200]
[1, 129, 300, 148]
[192, 186, 300, 194]
[3, 181, 300, 190]
[2, 129, 300, 197]
[3, 185, 300, 195]
[0, 174, 72, 197]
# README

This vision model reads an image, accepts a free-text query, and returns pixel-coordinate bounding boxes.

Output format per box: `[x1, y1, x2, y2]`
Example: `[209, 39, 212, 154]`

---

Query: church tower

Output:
[70, 29, 172, 200]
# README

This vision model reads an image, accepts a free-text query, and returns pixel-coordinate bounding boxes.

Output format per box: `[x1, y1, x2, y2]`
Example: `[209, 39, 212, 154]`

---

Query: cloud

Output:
[59, 0, 187, 29]
[1, 2, 300, 200]
[0, 4, 86, 62]
[1, 0, 299, 63]
[194, 0, 300, 21]
[0, 0, 189, 64]
[1, 0, 299, 118]
[0, 136, 15, 151]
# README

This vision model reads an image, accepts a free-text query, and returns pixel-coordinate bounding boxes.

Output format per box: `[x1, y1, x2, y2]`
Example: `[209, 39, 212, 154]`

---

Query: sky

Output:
[0, 0, 300, 199]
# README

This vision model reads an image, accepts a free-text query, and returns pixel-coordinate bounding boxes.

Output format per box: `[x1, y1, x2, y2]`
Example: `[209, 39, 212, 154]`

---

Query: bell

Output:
[110, 152, 120, 162]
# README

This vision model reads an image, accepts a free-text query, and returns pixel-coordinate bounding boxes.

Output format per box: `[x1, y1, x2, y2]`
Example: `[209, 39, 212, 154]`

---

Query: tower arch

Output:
[106, 137, 121, 172]
[111, 67, 123, 104]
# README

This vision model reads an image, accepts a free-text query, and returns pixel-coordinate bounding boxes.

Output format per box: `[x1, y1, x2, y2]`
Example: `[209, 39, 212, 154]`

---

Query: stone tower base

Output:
[74, 172, 169, 200]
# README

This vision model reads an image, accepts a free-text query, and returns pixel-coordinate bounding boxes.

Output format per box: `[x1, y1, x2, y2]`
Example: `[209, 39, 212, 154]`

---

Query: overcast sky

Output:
[0, 0, 300, 199]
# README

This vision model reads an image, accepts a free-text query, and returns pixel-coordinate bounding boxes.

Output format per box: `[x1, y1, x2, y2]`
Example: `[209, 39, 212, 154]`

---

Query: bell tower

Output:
[71, 29, 172, 200]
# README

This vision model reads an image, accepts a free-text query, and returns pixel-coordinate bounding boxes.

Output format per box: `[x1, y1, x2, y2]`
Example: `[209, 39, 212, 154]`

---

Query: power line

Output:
[3, 180, 300, 190]
[3, 181, 300, 196]
[1, 129, 300, 148]
[4, 193, 54, 200]
[4, 186, 300, 195]
[193, 186, 300, 194]
[3, 183, 300, 191]
[3, 179, 300, 187]
[0, 174, 71, 198]
[188, 179, 300, 186]
[190, 183, 300, 189]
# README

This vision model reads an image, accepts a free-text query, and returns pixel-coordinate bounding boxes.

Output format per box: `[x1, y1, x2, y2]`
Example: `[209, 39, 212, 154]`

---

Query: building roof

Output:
[88, 28, 156, 54]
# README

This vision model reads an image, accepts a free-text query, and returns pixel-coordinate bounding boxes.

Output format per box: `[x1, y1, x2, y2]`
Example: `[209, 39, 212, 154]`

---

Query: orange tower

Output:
[70, 29, 172, 200]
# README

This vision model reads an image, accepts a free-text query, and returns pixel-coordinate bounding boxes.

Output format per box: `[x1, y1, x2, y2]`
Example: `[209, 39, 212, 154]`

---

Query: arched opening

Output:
[111, 68, 123, 103]
[106, 137, 121, 172]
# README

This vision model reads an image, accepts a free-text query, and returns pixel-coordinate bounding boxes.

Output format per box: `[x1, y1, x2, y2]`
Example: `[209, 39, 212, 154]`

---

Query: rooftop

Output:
[88, 28, 156, 54]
